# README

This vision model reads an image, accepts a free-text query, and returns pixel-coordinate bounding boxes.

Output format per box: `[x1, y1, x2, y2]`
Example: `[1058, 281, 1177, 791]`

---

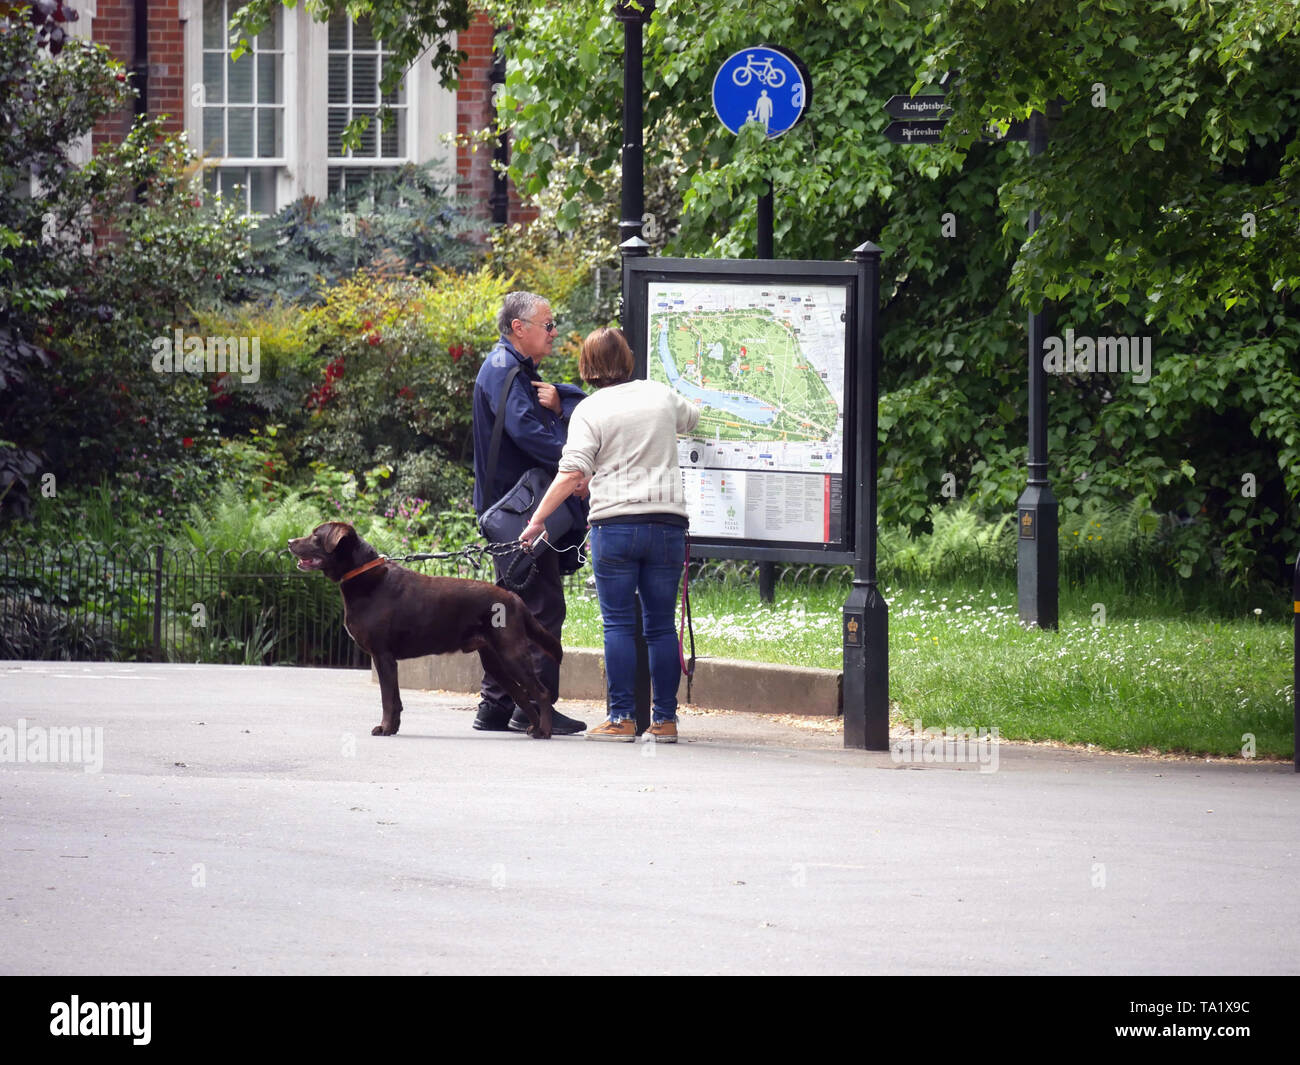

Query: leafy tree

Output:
[912, 0, 1300, 582]
[208, 1, 1300, 583]
[482, 0, 1300, 584]
[0, 1, 252, 518]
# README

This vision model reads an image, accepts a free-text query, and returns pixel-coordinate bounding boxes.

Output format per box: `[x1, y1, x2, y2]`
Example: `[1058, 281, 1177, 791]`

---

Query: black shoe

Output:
[508, 707, 587, 736]
[472, 702, 514, 731]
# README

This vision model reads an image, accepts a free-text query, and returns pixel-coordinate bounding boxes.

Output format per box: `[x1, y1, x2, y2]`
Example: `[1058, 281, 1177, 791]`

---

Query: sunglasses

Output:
[521, 317, 558, 333]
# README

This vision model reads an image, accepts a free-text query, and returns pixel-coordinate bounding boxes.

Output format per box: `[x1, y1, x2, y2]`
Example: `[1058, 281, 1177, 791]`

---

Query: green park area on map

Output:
[649, 308, 840, 443]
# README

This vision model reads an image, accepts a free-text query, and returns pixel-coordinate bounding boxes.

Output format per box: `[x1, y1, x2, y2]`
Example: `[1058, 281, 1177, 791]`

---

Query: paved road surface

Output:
[2, 662, 1296, 974]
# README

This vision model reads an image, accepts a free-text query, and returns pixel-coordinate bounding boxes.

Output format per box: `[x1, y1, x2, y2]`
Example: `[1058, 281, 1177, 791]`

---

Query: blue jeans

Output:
[589, 522, 686, 723]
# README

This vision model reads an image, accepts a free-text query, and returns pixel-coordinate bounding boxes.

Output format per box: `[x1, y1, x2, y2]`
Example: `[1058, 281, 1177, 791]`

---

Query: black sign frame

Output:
[622, 256, 864, 565]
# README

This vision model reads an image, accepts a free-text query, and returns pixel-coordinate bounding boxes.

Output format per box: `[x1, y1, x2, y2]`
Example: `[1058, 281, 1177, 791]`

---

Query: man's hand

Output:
[532, 380, 561, 413]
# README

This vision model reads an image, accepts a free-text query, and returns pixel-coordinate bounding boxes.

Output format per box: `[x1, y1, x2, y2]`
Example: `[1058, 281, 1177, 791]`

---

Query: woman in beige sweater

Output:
[521, 328, 700, 742]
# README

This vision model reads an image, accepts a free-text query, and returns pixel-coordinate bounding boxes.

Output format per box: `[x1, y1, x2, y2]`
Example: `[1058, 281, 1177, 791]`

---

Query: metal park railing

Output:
[0, 542, 518, 668]
[0, 539, 857, 668]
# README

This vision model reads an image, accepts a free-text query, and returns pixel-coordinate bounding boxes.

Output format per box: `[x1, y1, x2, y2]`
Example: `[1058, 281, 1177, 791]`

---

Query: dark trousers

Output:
[480, 545, 566, 711]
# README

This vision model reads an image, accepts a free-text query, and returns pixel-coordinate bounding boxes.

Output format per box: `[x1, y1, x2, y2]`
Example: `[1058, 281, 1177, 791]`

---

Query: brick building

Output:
[75, 0, 533, 224]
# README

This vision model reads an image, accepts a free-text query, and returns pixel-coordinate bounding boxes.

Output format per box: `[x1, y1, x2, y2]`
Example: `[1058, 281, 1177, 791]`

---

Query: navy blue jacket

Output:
[472, 336, 589, 535]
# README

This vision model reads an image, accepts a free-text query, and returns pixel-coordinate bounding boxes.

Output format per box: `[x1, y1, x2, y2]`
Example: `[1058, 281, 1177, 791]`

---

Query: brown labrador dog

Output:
[287, 521, 560, 739]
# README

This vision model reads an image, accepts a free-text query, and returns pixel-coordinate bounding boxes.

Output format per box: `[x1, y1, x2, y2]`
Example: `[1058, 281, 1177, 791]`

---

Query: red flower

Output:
[361, 320, 373, 331]
[367, 333, 381, 346]
[182, 437, 193, 448]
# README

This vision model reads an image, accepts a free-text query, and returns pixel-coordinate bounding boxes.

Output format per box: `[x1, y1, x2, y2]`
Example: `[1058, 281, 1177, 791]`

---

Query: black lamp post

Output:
[614, 1, 656, 248]
[615, 2, 656, 734]
[1016, 109, 1059, 630]
[843, 242, 889, 750]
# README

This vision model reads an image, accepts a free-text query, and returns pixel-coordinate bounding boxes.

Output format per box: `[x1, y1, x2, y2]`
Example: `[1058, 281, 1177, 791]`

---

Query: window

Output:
[185, 2, 449, 213]
[201, 0, 284, 215]
[327, 14, 408, 195]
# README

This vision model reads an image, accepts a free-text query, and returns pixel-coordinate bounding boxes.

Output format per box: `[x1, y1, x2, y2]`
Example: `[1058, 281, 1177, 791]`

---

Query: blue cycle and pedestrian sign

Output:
[712, 46, 809, 138]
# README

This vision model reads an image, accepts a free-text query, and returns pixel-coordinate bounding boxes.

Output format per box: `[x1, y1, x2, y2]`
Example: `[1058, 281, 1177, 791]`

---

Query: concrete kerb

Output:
[378, 648, 842, 717]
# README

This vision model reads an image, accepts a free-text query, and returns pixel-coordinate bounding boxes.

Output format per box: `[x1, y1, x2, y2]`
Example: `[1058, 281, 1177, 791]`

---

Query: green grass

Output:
[563, 573, 1295, 760]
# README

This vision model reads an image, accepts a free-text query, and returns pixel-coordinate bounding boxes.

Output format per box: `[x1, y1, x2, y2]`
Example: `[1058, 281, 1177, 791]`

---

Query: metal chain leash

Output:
[387, 532, 591, 593]
[387, 539, 529, 568]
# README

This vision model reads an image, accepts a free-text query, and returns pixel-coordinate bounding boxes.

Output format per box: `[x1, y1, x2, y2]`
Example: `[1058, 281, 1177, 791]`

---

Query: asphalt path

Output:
[2, 661, 1296, 975]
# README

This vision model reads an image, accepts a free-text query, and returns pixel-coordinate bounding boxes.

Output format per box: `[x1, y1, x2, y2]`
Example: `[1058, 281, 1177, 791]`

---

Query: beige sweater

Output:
[557, 379, 701, 523]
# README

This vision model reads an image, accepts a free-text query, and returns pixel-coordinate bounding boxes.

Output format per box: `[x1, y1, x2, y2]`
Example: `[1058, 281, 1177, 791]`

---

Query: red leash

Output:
[678, 533, 695, 703]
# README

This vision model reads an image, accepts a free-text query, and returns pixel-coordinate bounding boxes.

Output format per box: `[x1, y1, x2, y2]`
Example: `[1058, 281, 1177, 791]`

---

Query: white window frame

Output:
[183, 0, 296, 216]
[182, 4, 458, 215]
[325, 12, 412, 183]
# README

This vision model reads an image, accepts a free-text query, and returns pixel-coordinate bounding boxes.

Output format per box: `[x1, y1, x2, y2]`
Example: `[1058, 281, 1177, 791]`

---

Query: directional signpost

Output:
[883, 93, 950, 120]
[883, 120, 948, 144]
[882, 92, 1027, 143]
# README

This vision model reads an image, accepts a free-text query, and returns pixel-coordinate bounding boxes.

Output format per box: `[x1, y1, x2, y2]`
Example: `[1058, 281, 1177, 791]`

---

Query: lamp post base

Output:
[1016, 482, 1059, 630]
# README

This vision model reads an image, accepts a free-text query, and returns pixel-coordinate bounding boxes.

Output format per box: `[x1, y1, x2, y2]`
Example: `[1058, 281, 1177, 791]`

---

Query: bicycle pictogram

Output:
[731, 53, 786, 88]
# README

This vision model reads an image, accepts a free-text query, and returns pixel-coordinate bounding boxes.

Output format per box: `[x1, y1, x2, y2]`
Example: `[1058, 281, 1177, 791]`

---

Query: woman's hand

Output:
[520, 469, 584, 550]
[520, 517, 547, 550]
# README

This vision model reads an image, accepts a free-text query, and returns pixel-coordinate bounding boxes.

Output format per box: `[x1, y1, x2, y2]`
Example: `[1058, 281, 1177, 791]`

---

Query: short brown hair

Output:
[579, 327, 635, 388]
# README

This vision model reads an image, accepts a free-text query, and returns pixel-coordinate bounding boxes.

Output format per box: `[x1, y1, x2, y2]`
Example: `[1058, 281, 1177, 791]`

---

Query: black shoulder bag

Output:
[477, 364, 577, 589]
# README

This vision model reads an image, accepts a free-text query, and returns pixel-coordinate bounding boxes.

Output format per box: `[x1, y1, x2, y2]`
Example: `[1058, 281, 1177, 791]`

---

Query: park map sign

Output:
[624, 258, 861, 562]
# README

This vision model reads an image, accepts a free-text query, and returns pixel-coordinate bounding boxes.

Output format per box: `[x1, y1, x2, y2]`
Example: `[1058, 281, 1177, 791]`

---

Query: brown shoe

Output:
[587, 718, 636, 742]
[646, 719, 678, 743]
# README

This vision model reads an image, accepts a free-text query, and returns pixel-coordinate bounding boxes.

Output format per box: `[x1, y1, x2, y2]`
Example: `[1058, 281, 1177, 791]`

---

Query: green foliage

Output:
[189, 300, 320, 431]
[879, 504, 1016, 583]
[479, 0, 1300, 585]
[173, 481, 325, 555]
[485, 221, 619, 385]
[0, 594, 118, 660]
[916, 0, 1300, 324]
[231, 163, 482, 305]
[0, 10, 253, 518]
[298, 263, 507, 506]
[485, 0, 918, 258]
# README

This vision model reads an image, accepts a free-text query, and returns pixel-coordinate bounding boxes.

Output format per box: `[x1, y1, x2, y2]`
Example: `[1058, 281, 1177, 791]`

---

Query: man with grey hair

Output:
[470, 291, 590, 734]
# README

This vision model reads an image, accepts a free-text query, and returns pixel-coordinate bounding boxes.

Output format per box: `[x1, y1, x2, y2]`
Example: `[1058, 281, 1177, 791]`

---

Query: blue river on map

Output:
[655, 320, 776, 425]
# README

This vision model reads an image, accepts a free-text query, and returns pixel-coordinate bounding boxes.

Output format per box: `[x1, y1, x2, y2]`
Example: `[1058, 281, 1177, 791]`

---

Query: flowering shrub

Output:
[297, 264, 510, 509]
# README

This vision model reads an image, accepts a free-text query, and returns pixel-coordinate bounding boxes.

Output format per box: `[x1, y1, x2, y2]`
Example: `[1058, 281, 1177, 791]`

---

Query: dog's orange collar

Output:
[340, 556, 387, 583]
